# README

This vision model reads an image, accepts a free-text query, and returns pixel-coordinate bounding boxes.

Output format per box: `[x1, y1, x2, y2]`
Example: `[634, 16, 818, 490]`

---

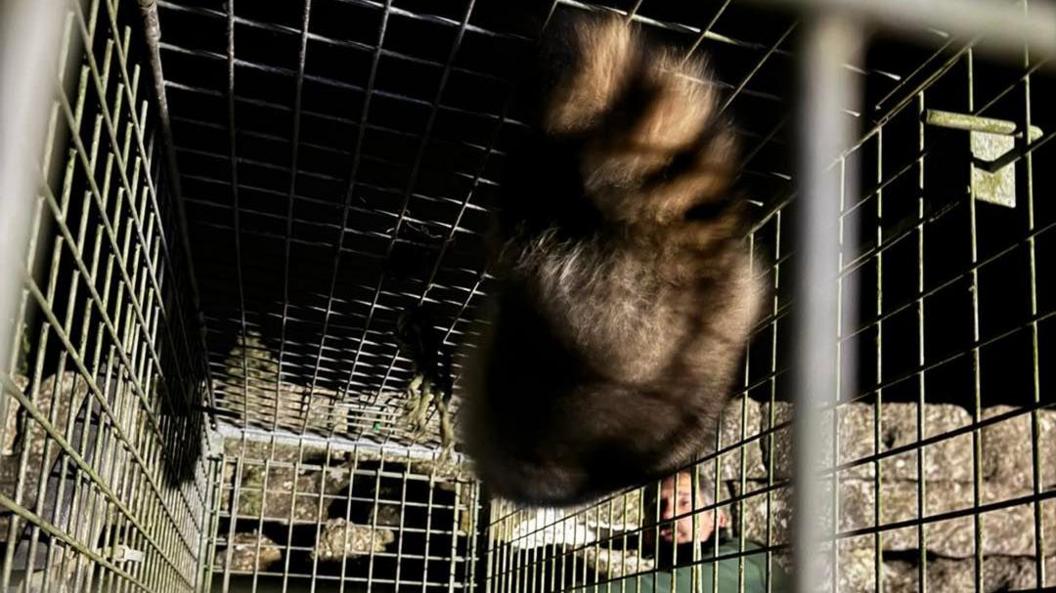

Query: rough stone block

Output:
[314, 518, 395, 561]
[215, 531, 281, 572]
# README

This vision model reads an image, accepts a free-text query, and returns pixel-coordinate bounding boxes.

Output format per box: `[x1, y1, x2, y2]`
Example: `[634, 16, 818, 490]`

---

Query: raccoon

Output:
[460, 14, 764, 506]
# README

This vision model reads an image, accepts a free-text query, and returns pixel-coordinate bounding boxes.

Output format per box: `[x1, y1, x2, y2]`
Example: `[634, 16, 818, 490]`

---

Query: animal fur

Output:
[460, 14, 764, 506]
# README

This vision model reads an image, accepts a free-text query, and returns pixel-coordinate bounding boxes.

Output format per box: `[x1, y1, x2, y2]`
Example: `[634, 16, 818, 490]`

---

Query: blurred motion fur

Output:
[461, 14, 764, 506]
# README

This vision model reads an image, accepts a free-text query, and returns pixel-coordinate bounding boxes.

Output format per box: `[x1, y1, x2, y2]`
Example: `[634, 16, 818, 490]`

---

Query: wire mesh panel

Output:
[817, 23, 1056, 593]
[479, 2, 1056, 593]
[0, 0, 212, 590]
[152, 0, 527, 445]
[484, 395, 792, 593]
[207, 433, 481, 593]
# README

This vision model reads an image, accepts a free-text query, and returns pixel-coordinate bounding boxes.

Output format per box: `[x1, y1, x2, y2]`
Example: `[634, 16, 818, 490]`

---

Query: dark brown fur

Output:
[460, 15, 764, 506]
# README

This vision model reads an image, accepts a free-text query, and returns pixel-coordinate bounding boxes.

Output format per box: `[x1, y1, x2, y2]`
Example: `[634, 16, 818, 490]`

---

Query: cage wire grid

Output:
[478, 3, 1056, 593]
[153, 0, 827, 447]
[1, 0, 1056, 592]
[205, 434, 481, 592]
[0, 0, 214, 590]
[154, 0, 515, 446]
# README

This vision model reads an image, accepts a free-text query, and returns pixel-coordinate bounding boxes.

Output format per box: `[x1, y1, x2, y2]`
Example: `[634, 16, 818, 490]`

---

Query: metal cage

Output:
[1, 0, 1055, 592]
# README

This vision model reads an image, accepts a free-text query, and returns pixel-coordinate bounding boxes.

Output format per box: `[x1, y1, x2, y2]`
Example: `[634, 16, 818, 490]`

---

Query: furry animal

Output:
[460, 15, 763, 506]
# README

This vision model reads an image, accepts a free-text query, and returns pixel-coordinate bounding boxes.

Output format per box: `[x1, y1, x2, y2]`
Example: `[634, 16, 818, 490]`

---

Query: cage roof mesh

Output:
[154, 0, 943, 447]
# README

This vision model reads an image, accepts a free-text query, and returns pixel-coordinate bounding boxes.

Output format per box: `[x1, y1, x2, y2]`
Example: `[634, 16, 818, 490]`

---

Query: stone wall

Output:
[495, 397, 1055, 592]
[213, 439, 475, 574]
[724, 397, 1056, 592]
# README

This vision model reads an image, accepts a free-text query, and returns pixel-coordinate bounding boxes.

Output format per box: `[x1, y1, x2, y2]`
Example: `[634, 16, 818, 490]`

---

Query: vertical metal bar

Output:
[873, 126, 885, 593]
[496, 500, 508, 593]
[740, 239, 757, 593]
[421, 454, 439, 593]
[1020, 0, 1047, 586]
[557, 508, 567, 593]
[224, 0, 251, 424]
[393, 455, 411, 592]
[534, 513, 543, 593]
[203, 455, 224, 593]
[621, 490, 630, 593]
[483, 500, 494, 593]
[365, 449, 386, 593]
[135, 4, 213, 418]
[0, 0, 67, 383]
[448, 474, 463, 593]
[281, 439, 306, 592]
[651, 480, 660, 593]
[965, 48, 985, 593]
[830, 158, 845, 593]
[605, 495, 615, 593]
[532, 510, 541, 593]
[255, 441, 276, 593]
[307, 442, 334, 589]
[467, 484, 481, 593]
[793, 13, 863, 593]
[915, 89, 929, 593]
[275, 0, 314, 433]
[222, 441, 245, 593]
[507, 504, 516, 593]
[492, 504, 502, 593]
[766, 211, 782, 593]
[337, 445, 361, 593]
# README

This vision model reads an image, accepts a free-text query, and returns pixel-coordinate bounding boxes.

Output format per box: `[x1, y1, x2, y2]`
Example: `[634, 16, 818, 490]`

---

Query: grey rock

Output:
[826, 544, 879, 593]
[314, 518, 395, 561]
[706, 396, 766, 482]
[760, 402, 976, 482]
[750, 401, 794, 481]
[215, 530, 282, 572]
[1049, 499, 1056, 563]
[731, 481, 797, 547]
[408, 458, 475, 492]
[885, 555, 1044, 593]
[582, 488, 644, 531]
[373, 503, 402, 527]
[575, 547, 654, 578]
[1, 374, 28, 455]
[756, 402, 1056, 488]
[874, 403, 975, 482]
[2, 371, 91, 476]
[758, 402, 817, 480]
[737, 478, 1056, 558]
[217, 332, 345, 434]
[221, 458, 350, 521]
[0, 372, 92, 542]
[982, 405, 1056, 499]
[222, 438, 328, 464]
[841, 478, 1055, 557]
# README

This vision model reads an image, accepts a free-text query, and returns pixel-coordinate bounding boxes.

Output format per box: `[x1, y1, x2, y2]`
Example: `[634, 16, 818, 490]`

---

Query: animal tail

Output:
[539, 14, 741, 231]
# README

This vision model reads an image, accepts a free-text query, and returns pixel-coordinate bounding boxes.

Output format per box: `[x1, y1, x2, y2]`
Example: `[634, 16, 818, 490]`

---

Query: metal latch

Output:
[924, 109, 1044, 208]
